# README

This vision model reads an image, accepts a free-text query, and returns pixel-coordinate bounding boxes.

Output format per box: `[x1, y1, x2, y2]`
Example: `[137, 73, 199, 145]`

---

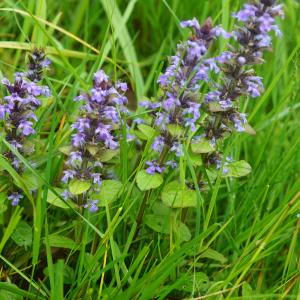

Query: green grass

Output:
[0, 0, 299, 299]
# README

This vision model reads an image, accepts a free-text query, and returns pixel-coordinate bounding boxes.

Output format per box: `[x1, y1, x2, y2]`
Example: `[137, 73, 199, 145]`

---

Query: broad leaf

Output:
[176, 221, 192, 242]
[137, 124, 156, 139]
[21, 172, 42, 191]
[151, 201, 173, 216]
[59, 145, 73, 155]
[191, 138, 215, 154]
[96, 149, 119, 162]
[69, 179, 91, 195]
[87, 145, 99, 156]
[136, 170, 163, 191]
[11, 220, 32, 248]
[200, 248, 227, 264]
[161, 181, 197, 208]
[47, 188, 72, 209]
[47, 234, 77, 249]
[144, 214, 170, 234]
[223, 160, 252, 178]
[188, 150, 203, 166]
[92, 180, 123, 206]
[167, 124, 183, 137]
[0, 286, 23, 300]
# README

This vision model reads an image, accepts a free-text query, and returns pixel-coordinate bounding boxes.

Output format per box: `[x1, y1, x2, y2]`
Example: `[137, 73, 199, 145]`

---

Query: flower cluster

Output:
[26, 48, 51, 82]
[201, 0, 284, 168]
[139, 18, 230, 174]
[61, 70, 128, 212]
[0, 49, 50, 206]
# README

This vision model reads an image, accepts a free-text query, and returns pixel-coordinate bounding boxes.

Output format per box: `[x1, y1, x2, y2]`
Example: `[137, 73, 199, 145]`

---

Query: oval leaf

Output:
[69, 179, 91, 195]
[137, 124, 156, 139]
[167, 124, 183, 137]
[176, 221, 192, 242]
[22, 172, 42, 191]
[223, 160, 252, 178]
[92, 180, 123, 206]
[144, 214, 170, 234]
[59, 145, 73, 155]
[161, 181, 197, 208]
[96, 149, 119, 162]
[47, 188, 72, 209]
[46, 234, 77, 249]
[200, 248, 227, 264]
[11, 220, 32, 248]
[136, 170, 163, 191]
[191, 138, 215, 154]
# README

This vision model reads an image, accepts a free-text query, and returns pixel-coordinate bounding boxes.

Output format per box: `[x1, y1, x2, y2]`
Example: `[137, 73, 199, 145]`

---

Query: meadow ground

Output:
[0, 0, 299, 299]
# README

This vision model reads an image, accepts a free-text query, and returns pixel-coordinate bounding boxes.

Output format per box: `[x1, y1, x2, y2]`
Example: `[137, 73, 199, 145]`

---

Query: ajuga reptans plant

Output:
[61, 70, 128, 212]
[0, 49, 51, 206]
[128, 0, 284, 244]
[202, 0, 284, 172]
[138, 18, 231, 174]
[137, 0, 284, 180]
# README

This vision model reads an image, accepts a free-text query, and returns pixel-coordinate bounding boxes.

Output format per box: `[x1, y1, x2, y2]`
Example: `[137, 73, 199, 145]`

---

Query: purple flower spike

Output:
[61, 69, 128, 210]
[0, 48, 50, 174]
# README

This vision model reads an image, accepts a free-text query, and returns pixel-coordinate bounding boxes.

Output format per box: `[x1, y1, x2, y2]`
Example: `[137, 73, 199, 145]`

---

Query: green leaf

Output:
[161, 181, 197, 208]
[144, 214, 170, 234]
[134, 129, 148, 141]
[137, 124, 157, 140]
[87, 145, 99, 156]
[96, 149, 119, 162]
[136, 170, 163, 191]
[69, 179, 91, 195]
[0, 193, 8, 214]
[151, 201, 172, 216]
[20, 172, 42, 191]
[200, 248, 227, 264]
[175, 221, 192, 242]
[208, 102, 223, 112]
[167, 124, 183, 137]
[0, 287, 23, 300]
[92, 180, 123, 206]
[244, 123, 256, 135]
[46, 234, 77, 249]
[223, 160, 252, 178]
[47, 188, 72, 209]
[59, 145, 73, 155]
[22, 140, 35, 155]
[11, 220, 32, 248]
[191, 138, 215, 154]
[188, 150, 203, 166]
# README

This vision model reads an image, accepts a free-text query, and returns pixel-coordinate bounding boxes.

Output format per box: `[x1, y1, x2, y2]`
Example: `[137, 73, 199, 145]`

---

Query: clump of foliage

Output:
[0, 0, 299, 299]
